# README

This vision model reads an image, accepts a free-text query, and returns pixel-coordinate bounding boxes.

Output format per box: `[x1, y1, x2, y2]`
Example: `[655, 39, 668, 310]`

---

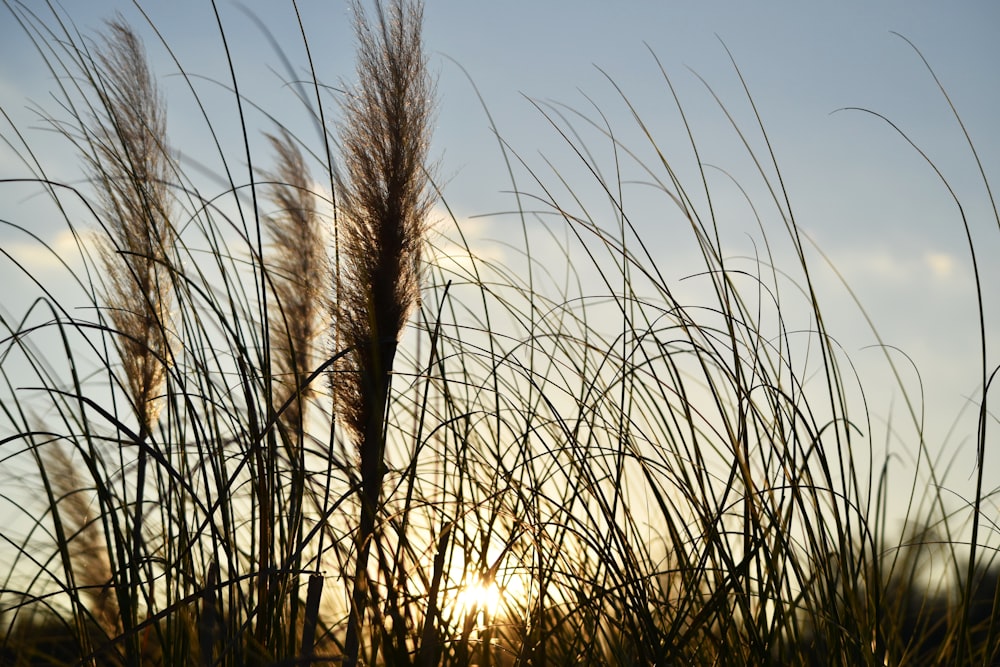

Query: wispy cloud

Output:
[427, 204, 506, 276]
[830, 244, 967, 291]
[1, 228, 92, 274]
[924, 251, 956, 280]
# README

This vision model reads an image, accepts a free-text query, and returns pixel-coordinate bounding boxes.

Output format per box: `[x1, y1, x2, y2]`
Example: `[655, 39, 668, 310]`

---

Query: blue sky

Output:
[2, 1, 998, 524]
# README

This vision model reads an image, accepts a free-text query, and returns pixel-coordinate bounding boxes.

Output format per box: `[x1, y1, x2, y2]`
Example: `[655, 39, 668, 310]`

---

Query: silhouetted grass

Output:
[1, 1, 997, 666]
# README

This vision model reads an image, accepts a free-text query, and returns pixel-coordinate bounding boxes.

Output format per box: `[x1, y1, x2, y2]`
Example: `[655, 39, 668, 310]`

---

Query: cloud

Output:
[1, 228, 93, 275]
[924, 251, 955, 280]
[426, 204, 506, 277]
[828, 245, 966, 291]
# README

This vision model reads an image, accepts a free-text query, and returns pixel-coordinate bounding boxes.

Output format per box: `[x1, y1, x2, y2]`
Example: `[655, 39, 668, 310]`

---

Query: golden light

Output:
[453, 578, 503, 618]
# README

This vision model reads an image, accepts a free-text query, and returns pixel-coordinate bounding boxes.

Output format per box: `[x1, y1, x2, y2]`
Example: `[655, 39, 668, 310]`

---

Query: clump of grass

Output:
[0, 2, 997, 666]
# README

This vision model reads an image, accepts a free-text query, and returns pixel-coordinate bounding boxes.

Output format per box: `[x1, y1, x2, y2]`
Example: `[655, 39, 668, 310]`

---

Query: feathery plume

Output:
[87, 19, 175, 434]
[48, 446, 122, 644]
[333, 0, 433, 443]
[262, 129, 330, 440]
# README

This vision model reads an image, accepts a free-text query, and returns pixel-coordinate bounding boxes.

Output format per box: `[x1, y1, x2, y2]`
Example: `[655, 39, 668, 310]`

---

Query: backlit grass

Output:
[1, 1, 997, 665]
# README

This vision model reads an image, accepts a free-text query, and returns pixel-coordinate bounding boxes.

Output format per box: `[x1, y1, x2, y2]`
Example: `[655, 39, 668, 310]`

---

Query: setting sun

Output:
[453, 579, 503, 618]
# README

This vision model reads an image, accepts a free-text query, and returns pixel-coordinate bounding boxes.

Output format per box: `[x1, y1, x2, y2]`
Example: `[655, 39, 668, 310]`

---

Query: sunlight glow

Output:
[453, 578, 503, 618]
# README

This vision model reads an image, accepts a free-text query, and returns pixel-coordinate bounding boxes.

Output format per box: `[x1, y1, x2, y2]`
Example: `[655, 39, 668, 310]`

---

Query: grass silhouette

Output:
[1, 1, 997, 665]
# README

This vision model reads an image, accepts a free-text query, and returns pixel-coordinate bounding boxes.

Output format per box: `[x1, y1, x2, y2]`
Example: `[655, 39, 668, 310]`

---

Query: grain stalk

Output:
[256, 129, 331, 657]
[72, 19, 175, 661]
[332, 0, 434, 664]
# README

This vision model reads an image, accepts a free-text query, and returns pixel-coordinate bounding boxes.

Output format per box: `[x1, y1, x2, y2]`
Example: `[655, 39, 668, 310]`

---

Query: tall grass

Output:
[1, 1, 997, 666]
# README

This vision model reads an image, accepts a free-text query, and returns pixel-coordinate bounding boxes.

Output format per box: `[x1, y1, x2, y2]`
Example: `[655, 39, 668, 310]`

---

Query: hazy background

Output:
[2, 1, 998, 531]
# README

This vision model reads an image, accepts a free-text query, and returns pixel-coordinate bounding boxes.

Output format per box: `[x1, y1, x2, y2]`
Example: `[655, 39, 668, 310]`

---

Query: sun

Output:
[453, 578, 503, 618]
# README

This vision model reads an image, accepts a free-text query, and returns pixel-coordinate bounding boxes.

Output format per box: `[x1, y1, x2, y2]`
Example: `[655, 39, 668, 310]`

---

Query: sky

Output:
[2, 1, 999, 527]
